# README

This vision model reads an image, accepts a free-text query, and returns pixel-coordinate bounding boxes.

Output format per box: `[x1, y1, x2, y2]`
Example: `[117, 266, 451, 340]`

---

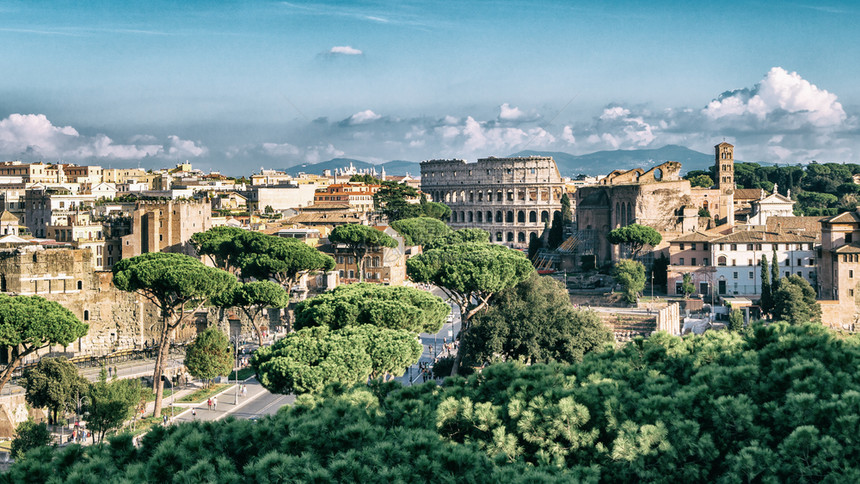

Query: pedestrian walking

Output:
[207, 398, 212, 411]
[192, 408, 197, 419]
[213, 396, 217, 410]
[108, 366, 112, 377]
[162, 415, 168, 426]
[114, 366, 118, 377]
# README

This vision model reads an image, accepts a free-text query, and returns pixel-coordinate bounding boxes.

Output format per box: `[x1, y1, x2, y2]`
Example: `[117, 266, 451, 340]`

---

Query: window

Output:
[785, 271, 790, 278]
[848, 234, 854, 243]
[747, 244, 754, 251]
[680, 243, 685, 250]
[348, 270, 354, 279]
[732, 259, 737, 266]
[348, 256, 354, 264]
[717, 256, 727, 266]
[691, 243, 697, 250]
[749, 272, 754, 279]
[691, 258, 697, 266]
[748, 259, 753, 266]
[731, 244, 737, 251]
[703, 243, 709, 249]
[83, 310, 89, 321]
[337, 256, 344, 264]
[679, 258, 685, 265]
[797, 259, 802, 266]
[756, 244, 762, 250]
[733, 272, 738, 279]
[851, 289, 855, 297]
[785, 259, 790, 266]
[851, 270, 854, 279]
[339, 270, 344, 278]
[703, 258, 709, 266]
[675, 282, 683, 295]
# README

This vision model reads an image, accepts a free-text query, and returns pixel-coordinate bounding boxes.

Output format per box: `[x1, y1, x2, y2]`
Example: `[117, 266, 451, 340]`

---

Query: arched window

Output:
[468, 191, 474, 202]
[477, 211, 483, 222]
[495, 232, 503, 242]
[518, 232, 526, 243]
[541, 211, 549, 223]
[451, 212, 458, 222]
[517, 211, 525, 223]
[496, 191, 503, 202]
[506, 211, 513, 223]
[77, 280, 82, 290]
[717, 256, 727, 266]
[467, 211, 473, 222]
[486, 211, 492, 223]
[478, 192, 483, 202]
[496, 211, 503, 223]
[83, 310, 89, 321]
[529, 211, 537, 223]
[460, 211, 465, 222]
[507, 232, 514, 242]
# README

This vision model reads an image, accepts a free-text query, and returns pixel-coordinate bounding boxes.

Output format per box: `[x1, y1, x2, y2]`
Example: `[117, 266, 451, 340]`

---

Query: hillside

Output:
[281, 145, 730, 178]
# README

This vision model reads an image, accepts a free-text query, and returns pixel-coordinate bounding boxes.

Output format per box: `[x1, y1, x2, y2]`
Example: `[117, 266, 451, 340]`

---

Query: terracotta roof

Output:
[822, 211, 860, 224]
[766, 216, 824, 235]
[713, 230, 817, 244]
[734, 188, 764, 201]
[286, 212, 365, 225]
[0, 210, 18, 222]
[669, 231, 716, 243]
[834, 243, 860, 254]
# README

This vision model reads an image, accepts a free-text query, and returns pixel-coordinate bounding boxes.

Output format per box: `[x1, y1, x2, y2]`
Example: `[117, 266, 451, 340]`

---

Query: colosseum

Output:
[420, 156, 564, 248]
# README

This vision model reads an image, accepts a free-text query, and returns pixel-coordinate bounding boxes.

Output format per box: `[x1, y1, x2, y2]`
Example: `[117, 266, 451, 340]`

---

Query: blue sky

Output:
[1, 0, 859, 174]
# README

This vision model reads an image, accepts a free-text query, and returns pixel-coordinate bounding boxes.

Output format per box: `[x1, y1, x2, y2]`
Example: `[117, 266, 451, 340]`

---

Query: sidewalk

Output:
[170, 377, 267, 423]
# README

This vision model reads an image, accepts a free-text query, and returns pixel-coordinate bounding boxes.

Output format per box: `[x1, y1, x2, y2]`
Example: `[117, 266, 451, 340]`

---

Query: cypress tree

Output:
[760, 254, 772, 316]
[771, 247, 781, 290]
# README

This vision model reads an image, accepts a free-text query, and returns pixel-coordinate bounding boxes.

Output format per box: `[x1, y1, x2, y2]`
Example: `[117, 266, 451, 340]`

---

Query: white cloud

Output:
[329, 45, 363, 55]
[165, 135, 207, 158]
[499, 103, 526, 121]
[0, 113, 207, 162]
[562, 125, 576, 144]
[345, 109, 382, 125]
[703, 67, 846, 127]
[600, 106, 631, 120]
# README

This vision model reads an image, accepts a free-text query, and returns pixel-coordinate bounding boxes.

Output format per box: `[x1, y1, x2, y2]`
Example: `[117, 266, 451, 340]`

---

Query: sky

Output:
[1, 0, 859, 175]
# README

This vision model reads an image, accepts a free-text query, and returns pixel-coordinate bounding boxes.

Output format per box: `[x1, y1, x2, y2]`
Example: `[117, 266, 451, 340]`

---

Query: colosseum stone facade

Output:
[420, 156, 564, 248]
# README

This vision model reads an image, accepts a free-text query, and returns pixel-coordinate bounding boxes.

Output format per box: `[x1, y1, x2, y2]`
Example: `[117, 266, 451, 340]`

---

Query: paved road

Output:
[397, 287, 462, 385]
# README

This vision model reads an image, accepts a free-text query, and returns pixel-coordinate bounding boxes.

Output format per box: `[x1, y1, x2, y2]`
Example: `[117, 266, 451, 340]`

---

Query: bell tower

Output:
[714, 141, 735, 226]
[715, 142, 734, 192]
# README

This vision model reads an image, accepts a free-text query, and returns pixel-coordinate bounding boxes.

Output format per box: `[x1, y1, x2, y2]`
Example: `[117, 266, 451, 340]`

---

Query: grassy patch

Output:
[0, 440, 11, 452]
[234, 367, 256, 381]
[144, 388, 174, 403]
[126, 415, 164, 436]
[177, 384, 232, 404]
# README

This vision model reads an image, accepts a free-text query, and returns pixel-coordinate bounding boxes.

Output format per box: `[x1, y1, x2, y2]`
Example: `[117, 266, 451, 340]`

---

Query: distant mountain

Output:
[283, 145, 723, 179]
[282, 158, 421, 177]
[509, 145, 717, 177]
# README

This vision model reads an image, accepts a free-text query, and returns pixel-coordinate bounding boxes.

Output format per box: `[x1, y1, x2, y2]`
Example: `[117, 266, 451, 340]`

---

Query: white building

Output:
[747, 186, 795, 225]
[711, 230, 817, 297]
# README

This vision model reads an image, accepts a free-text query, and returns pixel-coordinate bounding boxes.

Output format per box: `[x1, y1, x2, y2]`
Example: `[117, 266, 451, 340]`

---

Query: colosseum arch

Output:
[517, 210, 525, 223]
[507, 232, 514, 242]
[486, 211, 492, 223]
[467, 211, 473, 222]
[506, 211, 514, 223]
[495, 211, 503, 223]
[541, 210, 549, 222]
[529, 211, 537, 223]
[518, 232, 526, 243]
[477, 211, 483, 222]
